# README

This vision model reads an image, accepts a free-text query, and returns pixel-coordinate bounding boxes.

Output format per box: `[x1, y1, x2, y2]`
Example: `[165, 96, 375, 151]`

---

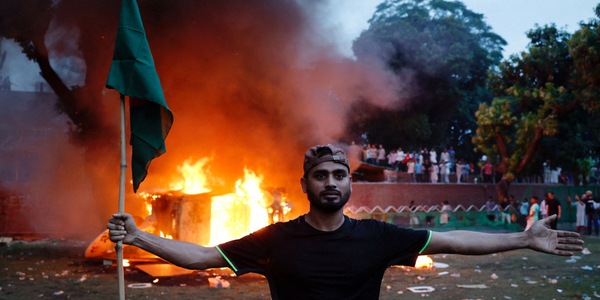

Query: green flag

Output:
[106, 0, 173, 193]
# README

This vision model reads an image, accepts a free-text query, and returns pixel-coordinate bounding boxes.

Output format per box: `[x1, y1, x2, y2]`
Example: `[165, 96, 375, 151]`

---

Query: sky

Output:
[2, 0, 599, 91]
[324, 0, 600, 58]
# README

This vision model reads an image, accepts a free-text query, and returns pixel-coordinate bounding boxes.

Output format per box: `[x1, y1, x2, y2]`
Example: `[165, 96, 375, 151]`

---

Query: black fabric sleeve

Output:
[379, 223, 430, 267]
[216, 225, 272, 276]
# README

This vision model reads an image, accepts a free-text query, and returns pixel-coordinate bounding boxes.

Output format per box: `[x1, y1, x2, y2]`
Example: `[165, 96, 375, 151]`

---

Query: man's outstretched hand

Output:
[527, 215, 584, 256]
[107, 212, 140, 245]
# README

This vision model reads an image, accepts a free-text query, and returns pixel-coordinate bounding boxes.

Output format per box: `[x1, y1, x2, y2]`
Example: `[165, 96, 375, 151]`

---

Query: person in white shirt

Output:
[430, 148, 437, 164]
[455, 160, 463, 183]
[569, 195, 588, 234]
[431, 162, 439, 183]
[440, 160, 448, 183]
[440, 149, 450, 166]
[407, 158, 416, 183]
[440, 200, 451, 224]
[540, 196, 548, 220]
[387, 150, 397, 169]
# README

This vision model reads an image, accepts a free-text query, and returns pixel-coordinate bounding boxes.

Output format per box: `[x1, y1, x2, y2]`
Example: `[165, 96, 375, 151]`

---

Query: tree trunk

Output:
[496, 176, 512, 201]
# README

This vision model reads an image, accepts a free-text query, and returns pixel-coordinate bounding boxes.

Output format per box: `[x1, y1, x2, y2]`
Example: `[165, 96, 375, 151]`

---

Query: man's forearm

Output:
[131, 231, 215, 269]
[425, 230, 529, 255]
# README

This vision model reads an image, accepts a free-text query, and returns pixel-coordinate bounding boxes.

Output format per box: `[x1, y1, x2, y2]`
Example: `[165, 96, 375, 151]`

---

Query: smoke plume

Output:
[6, 0, 408, 239]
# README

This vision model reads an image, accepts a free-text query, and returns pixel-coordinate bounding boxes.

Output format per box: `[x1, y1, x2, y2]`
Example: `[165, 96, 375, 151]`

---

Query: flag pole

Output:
[117, 93, 127, 300]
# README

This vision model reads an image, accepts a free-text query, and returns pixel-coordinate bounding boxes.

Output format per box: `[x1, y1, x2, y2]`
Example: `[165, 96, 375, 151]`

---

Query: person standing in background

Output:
[525, 197, 540, 231]
[430, 148, 438, 164]
[407, 158, 416, 183]
[584, 190, 599, 236]
[448, 146, 455, 173]
[456, 160, 463, 183]
[415, 159, 422, 183]
[377, 144, 386, 166]
[569, 195, 587, 234]
[545, 192, 561, 230]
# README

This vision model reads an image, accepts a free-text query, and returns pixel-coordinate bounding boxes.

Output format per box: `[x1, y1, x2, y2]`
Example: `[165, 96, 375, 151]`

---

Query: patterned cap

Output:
[303, 144, 350, 175]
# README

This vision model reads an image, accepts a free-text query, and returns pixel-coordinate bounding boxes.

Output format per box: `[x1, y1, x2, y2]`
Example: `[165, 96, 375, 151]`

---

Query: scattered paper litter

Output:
[433, 262, 449, 268]
[456, 284, 488, 289]
[522, 257, 528, 260]
[581, 266, 594, 271]
[526, 281, 538, 284]
[557, 289, 563, 293]
[397, 291, 403, 294]
[491, 273, 498, 279]
[504, 296, 511, 299]
[407, 286, 435, 293]
[510, 284, 518, 287]
[417, 276, 426, 281]
[450, 273, 460, 277]
[565, 259, 576, 263]
[549, 279, 557, 284]
[438, 272, 449, 276]
[582, 248, 591, 255]
[127, 283, 152, 289]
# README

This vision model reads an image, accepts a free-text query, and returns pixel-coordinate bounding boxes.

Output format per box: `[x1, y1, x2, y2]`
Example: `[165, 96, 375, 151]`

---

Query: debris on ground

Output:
[127, 283, 152, 288]
[456, 284, 488, 289]
[208, 276, 230, 288]
[406, 286, 435, 293]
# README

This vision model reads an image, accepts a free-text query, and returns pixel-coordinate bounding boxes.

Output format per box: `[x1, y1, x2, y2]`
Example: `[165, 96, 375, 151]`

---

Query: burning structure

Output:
[85, 158, 293, 260]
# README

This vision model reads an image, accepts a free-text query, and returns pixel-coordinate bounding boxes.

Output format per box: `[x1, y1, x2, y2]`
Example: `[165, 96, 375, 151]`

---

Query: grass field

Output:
[0, 235, 599, 299]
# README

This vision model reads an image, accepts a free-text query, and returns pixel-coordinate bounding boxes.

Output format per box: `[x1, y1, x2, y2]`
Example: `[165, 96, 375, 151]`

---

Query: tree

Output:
[475, 14, 600, 200]
[350, 0, 505, 159]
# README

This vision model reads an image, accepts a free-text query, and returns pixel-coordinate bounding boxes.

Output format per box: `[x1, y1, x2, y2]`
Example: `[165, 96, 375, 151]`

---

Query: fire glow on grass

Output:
[209, 168, 270, 246]
[414, 255, 433, 269]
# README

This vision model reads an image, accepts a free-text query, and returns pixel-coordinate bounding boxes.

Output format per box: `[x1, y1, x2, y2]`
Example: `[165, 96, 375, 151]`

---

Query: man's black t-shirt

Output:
[217, 215, 431, 300]
[546, 198, 561, 216]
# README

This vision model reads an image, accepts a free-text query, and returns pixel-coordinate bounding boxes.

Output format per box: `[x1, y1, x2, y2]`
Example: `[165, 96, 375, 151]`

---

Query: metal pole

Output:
[117, 93, 126, 300]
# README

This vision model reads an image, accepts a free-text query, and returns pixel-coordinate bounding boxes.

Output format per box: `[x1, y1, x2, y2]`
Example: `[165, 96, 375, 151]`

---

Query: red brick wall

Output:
[348, 183, 548, 208]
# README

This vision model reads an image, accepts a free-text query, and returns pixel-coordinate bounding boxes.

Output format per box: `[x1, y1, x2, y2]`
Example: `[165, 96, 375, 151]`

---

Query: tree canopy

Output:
[350, 0, 505, 160]
[474, 10, 600, 197]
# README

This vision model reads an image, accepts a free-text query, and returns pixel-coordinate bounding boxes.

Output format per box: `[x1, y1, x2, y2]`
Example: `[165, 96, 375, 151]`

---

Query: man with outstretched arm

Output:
[107, 144, 583, 300]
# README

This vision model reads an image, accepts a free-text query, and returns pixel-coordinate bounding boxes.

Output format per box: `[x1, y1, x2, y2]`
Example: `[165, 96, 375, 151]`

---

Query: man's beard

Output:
[307, 188, 351, 213]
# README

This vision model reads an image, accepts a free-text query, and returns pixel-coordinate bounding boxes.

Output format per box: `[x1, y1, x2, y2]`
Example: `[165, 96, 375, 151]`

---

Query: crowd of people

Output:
[479, 191, 599, 236]
[356, 143, 475, 183]
[353, 143, 600, 185]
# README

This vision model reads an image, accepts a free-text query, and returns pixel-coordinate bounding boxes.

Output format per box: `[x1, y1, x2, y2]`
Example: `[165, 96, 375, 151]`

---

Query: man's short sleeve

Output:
[379, 222, 431, 267]
[216, 225, 272, 276]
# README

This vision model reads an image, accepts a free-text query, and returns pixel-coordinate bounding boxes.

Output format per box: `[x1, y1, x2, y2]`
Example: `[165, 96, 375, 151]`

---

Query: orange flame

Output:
[173, 157, 212, 194]
[160, 231, 173, 240]
[209, 168, 269, 246]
